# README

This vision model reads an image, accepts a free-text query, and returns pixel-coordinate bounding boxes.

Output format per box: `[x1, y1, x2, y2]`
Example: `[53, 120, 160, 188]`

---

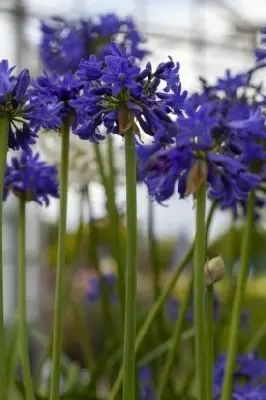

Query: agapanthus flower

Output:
[37, 131, 125, 190]
[4, 151, 59, 205]
[255, 26, 266, 64]
[86, 271, 118, 304]
[0, 60, 39, 151]
[137, 62, 266, 213]
[28, 71, 83, 131]
[214, 353, 266, 399]
[40, 14, 148, 74]
[138, 366, 156, 400]
[71, 42, 187, 143]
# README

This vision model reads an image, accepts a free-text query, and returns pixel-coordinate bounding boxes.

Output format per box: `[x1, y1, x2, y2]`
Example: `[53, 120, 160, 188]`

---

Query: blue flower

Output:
[215, 69, 247, 97]
[213, 353, 266, 399]
[71, 42, 186, 143]
[0, 61, 40, 151]
[4, 151, 59, 205]
[87, 274, 100, 302]
[29, 71, 83, 130]
[138, 366, 156, 400]
[255, 26, 266, 63]
[39, 14, 148, 74]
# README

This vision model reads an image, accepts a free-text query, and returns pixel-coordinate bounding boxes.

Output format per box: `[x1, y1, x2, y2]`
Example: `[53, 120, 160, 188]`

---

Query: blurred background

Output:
[2, 0, 266, 388]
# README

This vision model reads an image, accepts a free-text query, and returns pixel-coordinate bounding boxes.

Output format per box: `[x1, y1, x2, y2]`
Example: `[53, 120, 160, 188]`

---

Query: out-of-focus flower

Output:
[255, 26, 266, 64]
[4, 151, 59, 205]
[37, 131, 125, 190]
[39, 14, 149, 74]
[138, 366, 156, 400]
[214, 353, 266, 399]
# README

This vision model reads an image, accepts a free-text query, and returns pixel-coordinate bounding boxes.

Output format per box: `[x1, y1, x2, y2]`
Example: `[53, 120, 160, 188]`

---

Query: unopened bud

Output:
[118, 109, 134, 134]
[185, 159, 208, 197]
[204, 256, 225, 285]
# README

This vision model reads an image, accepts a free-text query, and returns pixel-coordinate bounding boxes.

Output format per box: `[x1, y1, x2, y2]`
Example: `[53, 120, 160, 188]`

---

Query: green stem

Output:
[220, 191, 255, 400]
[109, 201, 217, 400]
[49, 120, 70, 400]
[107, 136, 125, 324]
[108, 202, 216, 400]
[193, 183, 207, 400]
[18, 199, 35, 400]
[246, 319, 266, 353]
[122, 128, 137, 400]
[71, 300, 95, 371]
[0, 116, 9, 400]
[158, 276, 193, 398]
[206, 285, 214, 400]
[94, 143, 125, 327]
[87, 186, 114, 333]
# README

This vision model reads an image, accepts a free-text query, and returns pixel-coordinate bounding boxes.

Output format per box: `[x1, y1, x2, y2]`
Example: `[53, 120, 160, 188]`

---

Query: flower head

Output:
[71, 42, 187, 143]
[40, 14, 148, 74]
[0, 60, 39, 151]
[214, 353, 266, 399]
[4, 151, 59, 205]
[138, 64, 266, 214]
[29, 71, 83, 131]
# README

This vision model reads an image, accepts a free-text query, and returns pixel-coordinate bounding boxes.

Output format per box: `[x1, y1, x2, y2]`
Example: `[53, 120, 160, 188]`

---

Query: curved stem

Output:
[49, 121, 70, 400]
[158, 276, 193, 398]
[18, 199, 35, 400]
[206, 285, 214, 400]
[0, 116, 9, 399]
[109, 201, 217, 400]
[246, 319, 266, 353]
[122, 128, 137, 400]
[193, 183, 207, 400]
[221, 191, 255, 400]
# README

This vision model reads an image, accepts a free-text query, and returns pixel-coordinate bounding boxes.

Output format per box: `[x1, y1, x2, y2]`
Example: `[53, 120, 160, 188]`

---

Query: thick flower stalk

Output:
[40, 13, 148, 74]
[29, 69, 84, 400]
[4, 150, 59, 400]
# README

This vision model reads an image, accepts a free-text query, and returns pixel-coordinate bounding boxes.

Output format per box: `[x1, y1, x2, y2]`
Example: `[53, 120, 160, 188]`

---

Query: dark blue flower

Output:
[39, 14, 148, 74]
[138, 366, 156, 400]
[29, 71, 83, 130]
[4, 151, 59, 205]
[255, 26, 266, 63]
[215, 69, 247, 97]
[87, 274, 100, 302]
[0, 61, 39, 151]
[213, 353, 266, 399]
[71, 42, 186, 143]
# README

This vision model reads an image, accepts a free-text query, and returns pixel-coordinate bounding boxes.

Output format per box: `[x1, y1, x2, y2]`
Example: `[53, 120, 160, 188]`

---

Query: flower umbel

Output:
[4, 151, 59, 205]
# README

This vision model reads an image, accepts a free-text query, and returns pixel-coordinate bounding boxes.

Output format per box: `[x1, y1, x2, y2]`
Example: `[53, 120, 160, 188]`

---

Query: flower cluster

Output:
[28, 71, 84, 132]
[137, 60, 266, 215]
[40, 13, 148, 74]
[214, 353, 266, 399]
[70, 42, 187, 143]
[0, 60, 38, 151]
[4, 151, 59, 205]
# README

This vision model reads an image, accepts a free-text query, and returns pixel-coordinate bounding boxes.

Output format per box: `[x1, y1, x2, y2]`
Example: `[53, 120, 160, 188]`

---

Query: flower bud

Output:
[204, 256, 225, 285]
[185, 159, 208, 197]
[118, 109, 134, 134]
